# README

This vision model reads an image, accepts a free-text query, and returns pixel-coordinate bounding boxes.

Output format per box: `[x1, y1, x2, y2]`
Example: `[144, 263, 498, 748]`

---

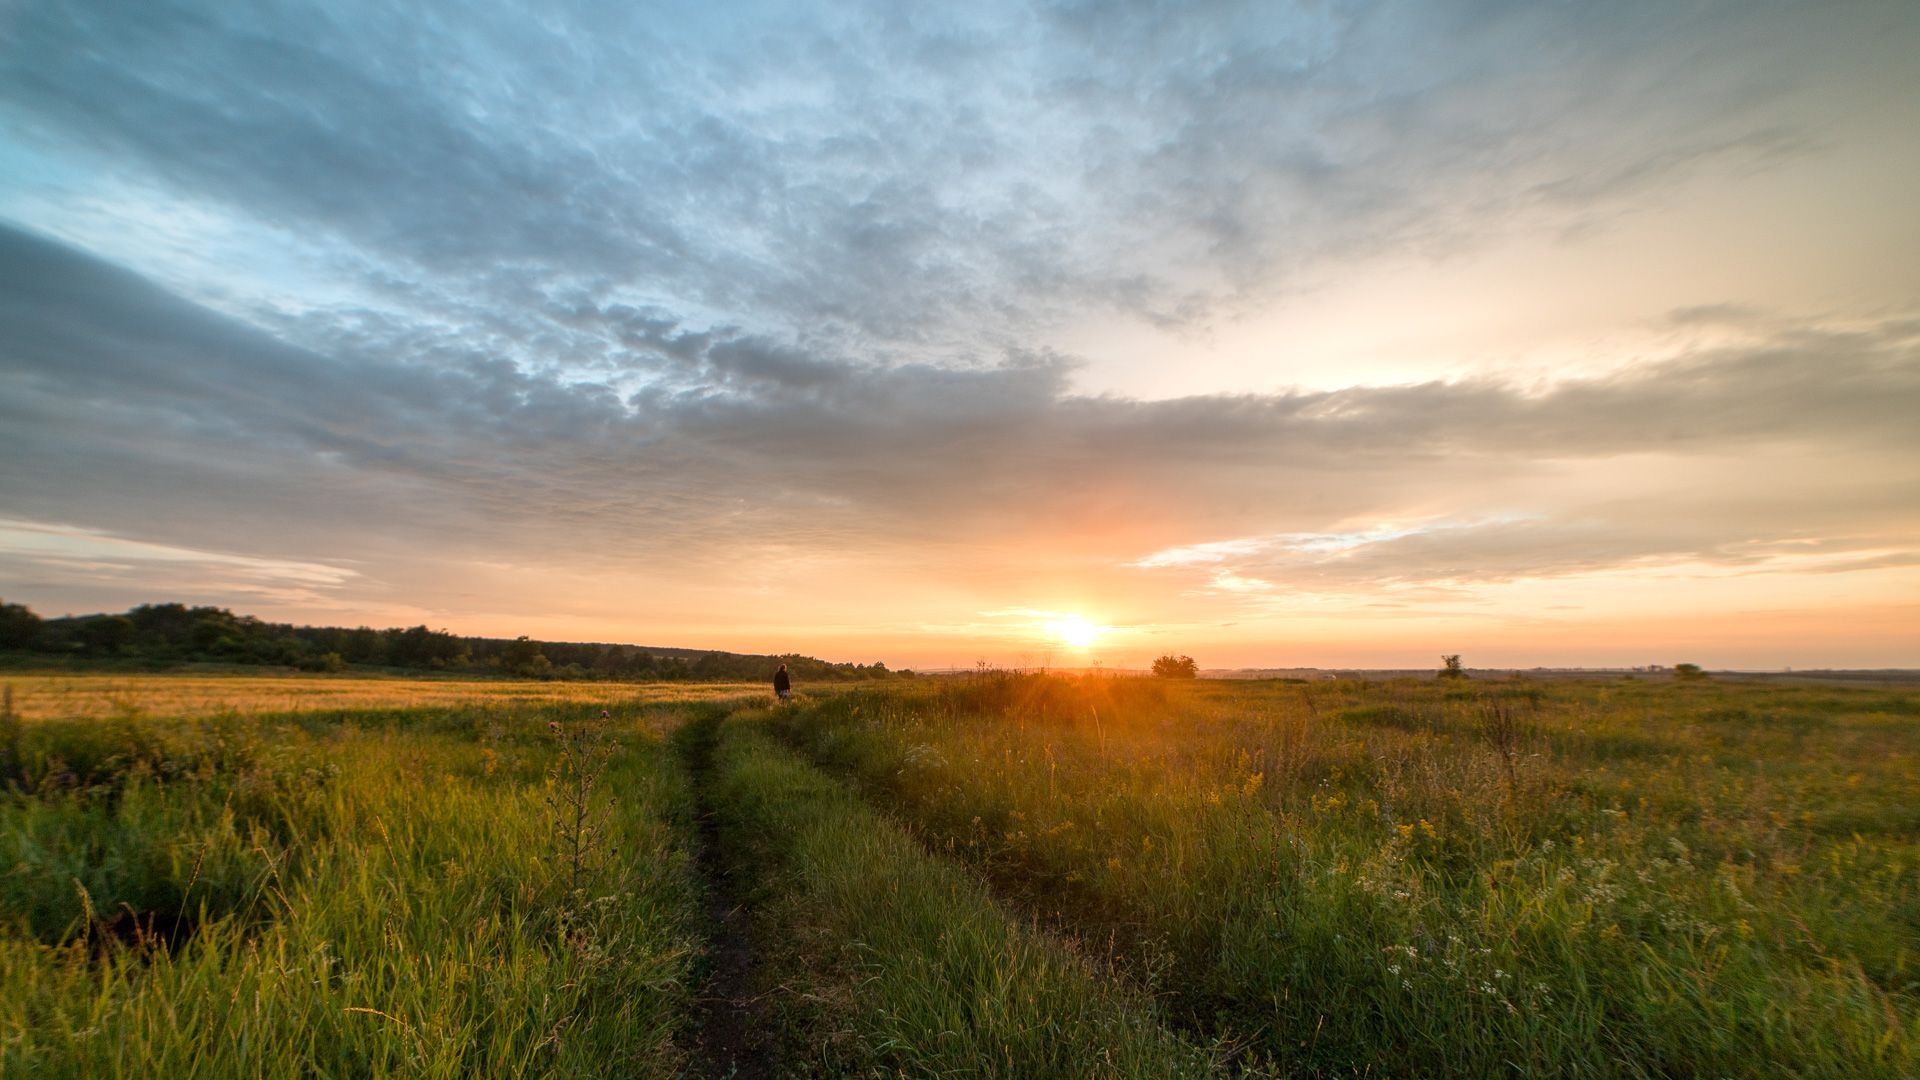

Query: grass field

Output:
[0, 675, 729, 1076]
[2, 669, 1914, 1076]
[766, 673, 1920, 1078]
[2, 671, 762, 723]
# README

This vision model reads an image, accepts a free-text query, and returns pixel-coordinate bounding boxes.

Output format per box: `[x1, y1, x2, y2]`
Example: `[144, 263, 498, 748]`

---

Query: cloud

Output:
[1667, 303, 1767, 327]
[5, 0, 1908, 373]
[2, 0, 1916, 657]
[0, 518, 353, 584]
[3, 223, 1916, 617]
[0, 518, 358, 610]
[1132, 508, 1920, 601]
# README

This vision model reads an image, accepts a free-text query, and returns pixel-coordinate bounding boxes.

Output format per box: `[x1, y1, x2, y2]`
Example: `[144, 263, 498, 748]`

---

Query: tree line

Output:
[0, 599, 900, 682]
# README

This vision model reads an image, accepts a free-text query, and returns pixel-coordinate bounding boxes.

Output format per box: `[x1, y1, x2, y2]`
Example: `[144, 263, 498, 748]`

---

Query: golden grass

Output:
[0, 682, 719, 1075]
[763, 673, 1920, 1077]
[1, 670, 767, 722]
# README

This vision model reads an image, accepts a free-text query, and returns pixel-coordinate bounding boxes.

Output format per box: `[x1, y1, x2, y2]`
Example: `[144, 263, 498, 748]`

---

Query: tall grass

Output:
[10, 671, 1912, 1075]
[2, 670, 763, 723]
[706, 707, 1224, 1077]
[767, 673, 1920, 1077]
[0, 696, 704, 1076]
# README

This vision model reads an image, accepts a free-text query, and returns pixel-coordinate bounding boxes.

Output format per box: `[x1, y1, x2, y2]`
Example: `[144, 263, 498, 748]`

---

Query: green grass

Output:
[765, 673, 1920, 1078]
[7, 671, 1913, 1076]
[0, 696, 705, 1077]
[703, 705, 1222, 1077]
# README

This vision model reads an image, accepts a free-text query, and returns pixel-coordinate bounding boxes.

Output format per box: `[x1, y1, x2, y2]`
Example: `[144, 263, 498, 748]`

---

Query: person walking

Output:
[773, 662, 792, 702]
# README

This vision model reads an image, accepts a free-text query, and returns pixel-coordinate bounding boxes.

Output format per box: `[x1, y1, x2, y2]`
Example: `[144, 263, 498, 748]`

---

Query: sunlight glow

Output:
[1049, 615, 1104, 651]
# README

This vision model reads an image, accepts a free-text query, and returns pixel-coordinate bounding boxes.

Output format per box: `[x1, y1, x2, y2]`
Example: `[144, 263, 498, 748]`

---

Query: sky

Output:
[2, 0, 1917, 670]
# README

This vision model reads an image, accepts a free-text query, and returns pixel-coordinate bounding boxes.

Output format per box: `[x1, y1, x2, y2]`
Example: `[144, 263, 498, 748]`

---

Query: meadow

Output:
[765, 673, 1920, 1078]
[2, 668, 1914, 1077]
[0, 676, 737, 1076]
[2, 671, 762, 723]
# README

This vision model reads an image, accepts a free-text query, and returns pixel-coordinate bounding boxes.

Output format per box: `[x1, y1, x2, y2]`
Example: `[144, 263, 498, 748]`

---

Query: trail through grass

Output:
[707, 705, 1224, 1077]
[677, 703, 779, 1079]
[8, 670, 1913, 1076]
[766, 673, 1920, 1078]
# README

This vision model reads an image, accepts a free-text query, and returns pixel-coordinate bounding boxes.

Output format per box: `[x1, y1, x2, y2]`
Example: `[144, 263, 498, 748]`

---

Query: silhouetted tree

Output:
[19, 600, 879, 682]
[0, 601, 41, 650]
[1152, 654, 1199, 679]
[503, 635, 551, 677]
[342, 627, 386, 664]
[78, 615, 136, 656]
[387, 625, 467, 668]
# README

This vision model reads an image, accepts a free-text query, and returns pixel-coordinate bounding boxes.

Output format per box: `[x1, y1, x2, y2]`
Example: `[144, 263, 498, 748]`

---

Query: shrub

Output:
[1151, 655, 1198, 679]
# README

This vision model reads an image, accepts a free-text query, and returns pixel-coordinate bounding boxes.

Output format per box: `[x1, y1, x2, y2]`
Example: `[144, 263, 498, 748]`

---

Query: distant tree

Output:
[1439, 654, 1466, 679]
[299, 651, 349, 673]
[388, 625, 467, 668]
[14, 599, 872, 684]
[191, 610, 242, 654]
[1673, 662, 1706, 681]
[78, 615, 136, 656]
[128, 602, 198, 652]
[0, 601, 41, 650]
[342, 627, 386, 664]
[503, 635, 550, 677]
[1152, 654, 1199, 679]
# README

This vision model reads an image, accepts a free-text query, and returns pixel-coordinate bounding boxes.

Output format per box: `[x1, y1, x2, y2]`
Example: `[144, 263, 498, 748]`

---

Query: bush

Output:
[1151, 655, 1198, 679]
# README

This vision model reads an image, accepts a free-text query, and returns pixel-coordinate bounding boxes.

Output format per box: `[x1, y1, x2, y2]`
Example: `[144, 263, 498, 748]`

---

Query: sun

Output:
[1049, 615, 1103, 651]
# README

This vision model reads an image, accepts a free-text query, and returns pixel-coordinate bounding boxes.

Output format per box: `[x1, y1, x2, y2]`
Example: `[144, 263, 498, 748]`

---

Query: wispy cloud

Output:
[0, 518, 353, 585]
[8, 222, 1915, 579]
[0, 518, 358, 609]
[3, 1, 1909, 372]
[1135, 518, 1920, 600]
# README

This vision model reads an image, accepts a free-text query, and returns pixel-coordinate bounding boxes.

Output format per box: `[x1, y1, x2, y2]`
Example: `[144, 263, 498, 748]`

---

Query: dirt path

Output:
[680, 711, 779, 1080]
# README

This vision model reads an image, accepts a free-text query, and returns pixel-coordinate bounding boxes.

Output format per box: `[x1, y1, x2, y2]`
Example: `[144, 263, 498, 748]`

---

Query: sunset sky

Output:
[3, 1, 1917, 670]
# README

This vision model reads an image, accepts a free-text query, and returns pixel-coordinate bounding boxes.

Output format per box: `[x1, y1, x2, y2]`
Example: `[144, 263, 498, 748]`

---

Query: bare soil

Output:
[682, 713, 778, 1079]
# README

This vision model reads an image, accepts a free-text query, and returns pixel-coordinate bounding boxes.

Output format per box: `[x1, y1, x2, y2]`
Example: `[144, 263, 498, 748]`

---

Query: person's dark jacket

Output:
[773, 668, 791, 694]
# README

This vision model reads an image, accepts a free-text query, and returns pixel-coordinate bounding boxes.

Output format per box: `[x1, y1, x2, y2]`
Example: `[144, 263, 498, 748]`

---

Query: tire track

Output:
[679, 709, 778, 1080]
